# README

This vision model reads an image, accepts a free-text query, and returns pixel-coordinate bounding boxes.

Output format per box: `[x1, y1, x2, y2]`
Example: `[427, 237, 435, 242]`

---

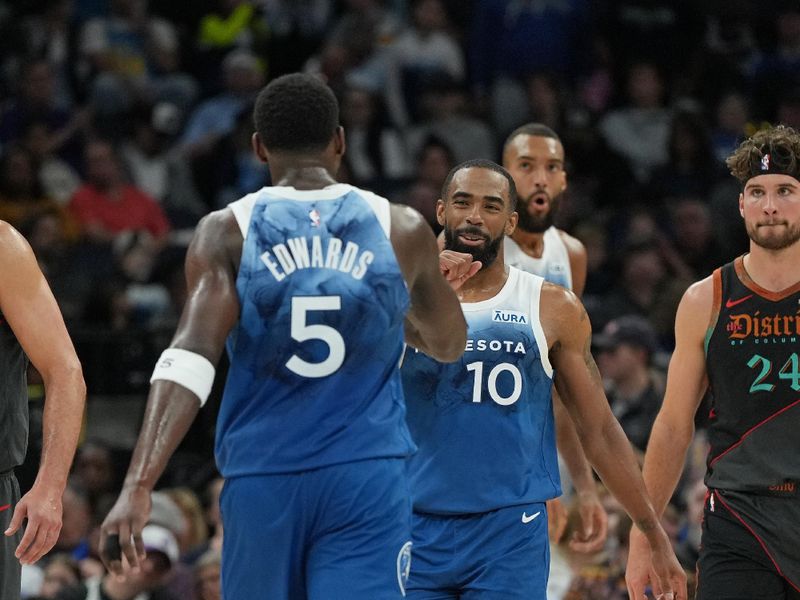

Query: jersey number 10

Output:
[466, 361, 523, 406]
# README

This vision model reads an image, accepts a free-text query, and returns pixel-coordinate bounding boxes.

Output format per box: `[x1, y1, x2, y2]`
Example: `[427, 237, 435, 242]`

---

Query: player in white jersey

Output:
[403, 160, 686, 599]
[503, 123, 607, 563]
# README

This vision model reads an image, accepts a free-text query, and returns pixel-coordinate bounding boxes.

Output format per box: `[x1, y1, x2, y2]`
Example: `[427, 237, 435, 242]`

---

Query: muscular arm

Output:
[625, 279, 711, 598]
[0, 222, 85, 564]
[551, 232, 606, 550]
[391, 204, 467, 362]
[100, 210, 241, 573]
[642, 280, 711, 514]
[542, 285, 667, 542]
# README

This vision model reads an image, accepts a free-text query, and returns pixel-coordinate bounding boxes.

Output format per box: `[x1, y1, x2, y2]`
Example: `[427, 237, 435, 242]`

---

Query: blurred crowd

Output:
[1, 0, 798, 598]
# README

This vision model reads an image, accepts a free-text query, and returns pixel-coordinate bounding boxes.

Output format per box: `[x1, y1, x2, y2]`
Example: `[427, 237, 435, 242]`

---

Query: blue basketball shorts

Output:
[408, 502, 549, 599]
[220, 457, 413, 600]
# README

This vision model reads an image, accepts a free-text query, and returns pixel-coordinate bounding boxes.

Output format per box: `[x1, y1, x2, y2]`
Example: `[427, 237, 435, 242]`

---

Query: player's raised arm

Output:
[626, 279, 711, 598]
[0, 222, 85, 566]
[540, 283, 687, 600]
[99, 209, 241, 575]
[390, 204, 469, 362]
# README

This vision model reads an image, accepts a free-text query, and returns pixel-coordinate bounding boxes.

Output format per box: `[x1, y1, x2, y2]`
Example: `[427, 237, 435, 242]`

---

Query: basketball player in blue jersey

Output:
[0, 222, 85, 600]
[402, 160, 686, 599]
[99, 73, 473, 600]
[627, 126, 800, 600]
[503, 123, 608, 557]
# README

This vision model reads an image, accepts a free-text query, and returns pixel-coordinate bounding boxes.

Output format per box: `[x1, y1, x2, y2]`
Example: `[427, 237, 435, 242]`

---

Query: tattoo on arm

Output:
[583, 337, 602, 385]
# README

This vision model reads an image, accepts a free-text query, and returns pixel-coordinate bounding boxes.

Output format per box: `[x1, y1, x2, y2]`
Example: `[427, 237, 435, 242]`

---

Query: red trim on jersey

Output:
[734, 256, 800, 301]
[709, 398, 800, 467]
[0, 504, 10, 512]
[714, 492, 800, 593]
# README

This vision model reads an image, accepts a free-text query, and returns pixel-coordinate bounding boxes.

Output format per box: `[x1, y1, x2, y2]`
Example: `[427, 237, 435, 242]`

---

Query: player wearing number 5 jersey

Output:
[627, 125, 800, 600]
[401, 160, 686, 600]
[99, 73, 470, 600]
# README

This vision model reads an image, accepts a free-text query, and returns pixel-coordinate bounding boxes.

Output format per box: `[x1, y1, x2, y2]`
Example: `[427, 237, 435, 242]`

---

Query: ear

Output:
[506, 210, 518, 236]
[739, 192, 744, 218]
[333, 126, 346, 158]
[436, 198, 446, 226]
[251, 133, 268, 164]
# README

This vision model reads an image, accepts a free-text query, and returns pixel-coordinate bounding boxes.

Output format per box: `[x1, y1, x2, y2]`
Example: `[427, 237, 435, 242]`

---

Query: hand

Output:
[439, 250, 481, 291]
[626, 526, 687, 600]
[4, 483, 63, 565]
[569, 491, 608, 553]
[546, 497, 568, 543]
[99, 484, 152, 576]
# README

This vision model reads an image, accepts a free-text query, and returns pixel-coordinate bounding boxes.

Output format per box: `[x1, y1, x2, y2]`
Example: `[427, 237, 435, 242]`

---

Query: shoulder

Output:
[188, 208, 242, 267]
[0, 221, 32, 263]
[540, 281, 582, 318]
[389, 203, 429, 241]
[680, 275, 715, 313]
[556, 228, 586, 259]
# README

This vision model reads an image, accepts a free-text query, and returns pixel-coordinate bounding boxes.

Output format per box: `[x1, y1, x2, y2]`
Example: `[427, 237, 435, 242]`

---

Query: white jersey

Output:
[504, 226, 572, 291]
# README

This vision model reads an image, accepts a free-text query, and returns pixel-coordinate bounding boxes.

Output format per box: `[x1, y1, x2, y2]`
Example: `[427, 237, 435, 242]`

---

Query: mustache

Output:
[524, 190, 551, 204]
[757, 220, 789, 227]
[453, 226, 489, 240]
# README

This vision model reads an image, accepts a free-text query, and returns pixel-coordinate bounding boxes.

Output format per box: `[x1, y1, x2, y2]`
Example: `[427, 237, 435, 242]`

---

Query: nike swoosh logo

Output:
[0, 504, 10, 513]
[521, 511, 541, 524]
[726, 294, 753, 309]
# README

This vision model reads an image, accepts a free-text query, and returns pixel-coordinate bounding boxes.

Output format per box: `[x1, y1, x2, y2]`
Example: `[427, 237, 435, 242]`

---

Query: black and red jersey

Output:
[0, 310, 28, 472]
[705, 256, 800, 494]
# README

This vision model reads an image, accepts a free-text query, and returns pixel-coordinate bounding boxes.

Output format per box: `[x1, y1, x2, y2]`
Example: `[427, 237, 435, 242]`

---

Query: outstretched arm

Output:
[0, 223, 85, 565]
[542, 284, 686, 599]
[100, 210, 241, 574]
[391, 205, 469, 362]
[626, 279, 711, 599]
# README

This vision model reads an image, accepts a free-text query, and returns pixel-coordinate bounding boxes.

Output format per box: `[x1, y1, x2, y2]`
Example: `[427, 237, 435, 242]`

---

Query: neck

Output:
[269, 160, 338, 190]
[743, 241, 800, 291]
[510, 227, 546, 258]
[457, 252, 509, 302]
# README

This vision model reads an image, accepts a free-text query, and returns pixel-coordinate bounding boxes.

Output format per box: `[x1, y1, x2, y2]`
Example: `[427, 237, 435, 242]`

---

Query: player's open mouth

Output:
[530, 194, 549, 209]
[458, 234, 487, 246]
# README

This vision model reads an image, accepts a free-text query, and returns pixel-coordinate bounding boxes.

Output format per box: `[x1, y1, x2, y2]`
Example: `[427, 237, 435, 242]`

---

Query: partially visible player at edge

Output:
[98, 73, 472, 600]
[0, 222, 86, 600]
[403, 160, 686, 599]
[626, 124, 800, 600]
[502, 123, 607, 554]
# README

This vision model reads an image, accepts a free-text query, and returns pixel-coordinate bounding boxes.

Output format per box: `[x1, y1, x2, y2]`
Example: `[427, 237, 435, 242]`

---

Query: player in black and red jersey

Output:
[627, 125, 800, 600]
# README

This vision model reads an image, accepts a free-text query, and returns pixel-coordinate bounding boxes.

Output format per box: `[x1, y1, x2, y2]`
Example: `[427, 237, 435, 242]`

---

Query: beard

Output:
[516, 191, 561, 233]
[443, 225, 503, 268]
[746, 219, 800, 251]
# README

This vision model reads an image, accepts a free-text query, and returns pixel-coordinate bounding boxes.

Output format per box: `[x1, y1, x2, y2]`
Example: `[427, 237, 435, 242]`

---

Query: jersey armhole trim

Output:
[704, 268, 722, 356]
[529, 275, 554, 379]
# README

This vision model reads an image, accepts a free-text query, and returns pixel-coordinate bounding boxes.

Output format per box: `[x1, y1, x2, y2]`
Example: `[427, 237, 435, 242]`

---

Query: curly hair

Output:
[253, 73, 339, 153]
[726, 124, 800, 185]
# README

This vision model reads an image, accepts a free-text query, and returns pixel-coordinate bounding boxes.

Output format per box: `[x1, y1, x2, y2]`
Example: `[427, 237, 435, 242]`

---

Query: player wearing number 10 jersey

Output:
[99, 73, 469, 600]
[401, 160, 686, 600]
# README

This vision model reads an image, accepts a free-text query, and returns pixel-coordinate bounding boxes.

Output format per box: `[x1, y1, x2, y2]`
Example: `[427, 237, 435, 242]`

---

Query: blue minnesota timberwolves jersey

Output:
[216, 183, 415, 477]
[402, 267, 561, 514]
[504, 227, 572, 290]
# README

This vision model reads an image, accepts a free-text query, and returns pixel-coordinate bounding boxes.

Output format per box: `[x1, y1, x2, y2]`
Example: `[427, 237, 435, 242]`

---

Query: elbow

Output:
[429, 326, 467, 363]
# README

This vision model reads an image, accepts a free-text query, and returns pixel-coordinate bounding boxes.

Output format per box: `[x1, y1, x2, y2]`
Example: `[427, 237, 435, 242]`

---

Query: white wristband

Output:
[150, 348, 216, 407]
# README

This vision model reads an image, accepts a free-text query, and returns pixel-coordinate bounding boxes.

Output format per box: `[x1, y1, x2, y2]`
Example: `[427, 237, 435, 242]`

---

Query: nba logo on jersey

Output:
[309, 208, 321, 227]
[761, 153, 771, 171]
[396, 541, 412, 596]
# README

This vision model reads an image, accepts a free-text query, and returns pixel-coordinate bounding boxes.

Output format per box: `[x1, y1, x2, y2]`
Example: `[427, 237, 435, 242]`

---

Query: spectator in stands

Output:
[69, 139, 170, 243]
[79, 0, 198, 117]
[55, 524, 179, 600]
[39, 554, 82, 599]
[599, 61, 672, 183]
[180, 49, 263, 160]
[194, 549, 221, 600]
[594, 315, 665, 453]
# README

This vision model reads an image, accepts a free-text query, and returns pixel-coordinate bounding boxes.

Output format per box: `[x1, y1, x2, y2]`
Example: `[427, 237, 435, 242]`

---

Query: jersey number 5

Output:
[286, 296, 345, 378]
